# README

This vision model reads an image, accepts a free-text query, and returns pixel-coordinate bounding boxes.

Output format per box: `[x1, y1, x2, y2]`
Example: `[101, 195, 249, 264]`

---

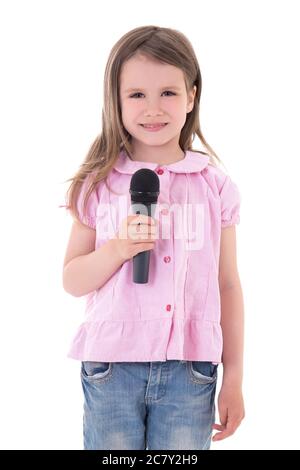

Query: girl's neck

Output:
[128, 149, 185, 166]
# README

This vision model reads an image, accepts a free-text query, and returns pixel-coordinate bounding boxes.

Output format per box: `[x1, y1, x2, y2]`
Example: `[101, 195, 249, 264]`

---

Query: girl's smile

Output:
[139, 123, 168, 131]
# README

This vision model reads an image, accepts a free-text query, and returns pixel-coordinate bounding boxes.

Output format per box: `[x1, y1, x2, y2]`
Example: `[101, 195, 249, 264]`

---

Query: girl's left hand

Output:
[212, 384, 245, 441]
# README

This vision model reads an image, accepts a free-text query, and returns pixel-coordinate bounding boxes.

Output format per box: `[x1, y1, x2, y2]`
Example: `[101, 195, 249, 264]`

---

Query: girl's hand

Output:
[112, 214, 158, 262]
[212, 384, 245, 441]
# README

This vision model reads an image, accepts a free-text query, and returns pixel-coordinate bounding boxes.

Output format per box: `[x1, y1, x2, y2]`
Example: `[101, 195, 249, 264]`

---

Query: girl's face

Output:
[119, 54, 196, 157]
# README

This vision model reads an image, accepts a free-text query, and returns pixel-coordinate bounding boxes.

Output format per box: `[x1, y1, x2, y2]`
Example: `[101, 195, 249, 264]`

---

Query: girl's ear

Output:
[187, 85, 197, 113]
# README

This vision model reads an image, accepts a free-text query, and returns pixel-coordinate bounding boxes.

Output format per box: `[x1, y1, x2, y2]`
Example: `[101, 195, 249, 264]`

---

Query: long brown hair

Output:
[62, 25, 223, 225]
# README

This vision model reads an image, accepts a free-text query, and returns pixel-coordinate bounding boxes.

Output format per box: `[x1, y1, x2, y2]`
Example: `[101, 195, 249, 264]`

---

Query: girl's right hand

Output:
[111, 214, 158, 262]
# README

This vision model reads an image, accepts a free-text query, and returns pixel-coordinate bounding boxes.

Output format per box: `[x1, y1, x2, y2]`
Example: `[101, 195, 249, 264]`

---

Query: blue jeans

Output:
[80, 360, 218, 450]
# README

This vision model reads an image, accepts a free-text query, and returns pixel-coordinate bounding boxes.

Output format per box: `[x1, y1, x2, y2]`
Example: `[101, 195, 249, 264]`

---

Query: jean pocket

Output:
[189, 361, 218, 384]
[81, 361, 112, 383]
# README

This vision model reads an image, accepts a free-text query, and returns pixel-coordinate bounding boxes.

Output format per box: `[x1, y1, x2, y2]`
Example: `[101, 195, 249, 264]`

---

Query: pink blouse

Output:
[65, 149, 241, 363]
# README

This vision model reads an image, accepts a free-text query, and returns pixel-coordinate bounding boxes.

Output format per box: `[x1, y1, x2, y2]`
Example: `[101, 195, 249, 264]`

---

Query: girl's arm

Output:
[63, 221, 124, 297]
[213, 225, 245, 441]
[218, 225, 244, 382]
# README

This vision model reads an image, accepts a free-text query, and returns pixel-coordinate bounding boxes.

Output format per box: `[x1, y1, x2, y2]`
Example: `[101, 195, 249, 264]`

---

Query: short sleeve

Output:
[219, 175, 241, 228]
[75, 176, 99, 229]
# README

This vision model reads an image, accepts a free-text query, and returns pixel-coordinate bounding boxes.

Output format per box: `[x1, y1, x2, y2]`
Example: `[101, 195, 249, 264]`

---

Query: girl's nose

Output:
[144, 98, 164, 114]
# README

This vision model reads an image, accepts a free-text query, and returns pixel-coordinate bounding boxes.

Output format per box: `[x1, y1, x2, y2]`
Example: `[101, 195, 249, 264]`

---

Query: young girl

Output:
[62, 25, 245, 450]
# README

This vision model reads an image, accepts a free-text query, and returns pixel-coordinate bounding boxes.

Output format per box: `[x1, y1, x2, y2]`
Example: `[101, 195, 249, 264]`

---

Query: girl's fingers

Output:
[212, 428, 233, 441]
[212, 423, 225, 431]
[212, 421, 239, 441]
[130, 214, 156, 226]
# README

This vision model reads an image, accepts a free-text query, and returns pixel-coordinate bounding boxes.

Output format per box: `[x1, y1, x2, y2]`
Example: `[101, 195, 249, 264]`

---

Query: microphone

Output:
[129, 169, 160, 283]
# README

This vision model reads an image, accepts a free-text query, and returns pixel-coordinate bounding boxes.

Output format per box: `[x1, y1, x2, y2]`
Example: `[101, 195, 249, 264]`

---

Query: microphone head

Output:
[129, 169, 160, 204]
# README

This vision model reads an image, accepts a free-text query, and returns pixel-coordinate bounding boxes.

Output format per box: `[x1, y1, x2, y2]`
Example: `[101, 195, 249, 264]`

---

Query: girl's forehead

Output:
[120, 57, 185, 89]
[122, 54, 181, 73]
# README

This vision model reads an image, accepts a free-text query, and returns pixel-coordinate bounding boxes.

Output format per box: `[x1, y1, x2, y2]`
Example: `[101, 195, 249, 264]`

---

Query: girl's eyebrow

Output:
[124, 86, 181, 93]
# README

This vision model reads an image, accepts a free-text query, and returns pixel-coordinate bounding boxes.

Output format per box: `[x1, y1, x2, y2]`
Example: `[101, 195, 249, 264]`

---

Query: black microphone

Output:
[129, 169, 160, 283]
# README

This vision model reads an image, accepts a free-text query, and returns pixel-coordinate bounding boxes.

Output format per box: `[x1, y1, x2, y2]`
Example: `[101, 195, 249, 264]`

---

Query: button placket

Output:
[163, 254, 172, 311]
[156, 168, 172, 315]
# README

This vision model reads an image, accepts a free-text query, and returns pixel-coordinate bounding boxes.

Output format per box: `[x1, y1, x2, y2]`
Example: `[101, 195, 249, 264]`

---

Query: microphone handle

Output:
[132, 203, 154, 284]
[133, 249, 151, 283]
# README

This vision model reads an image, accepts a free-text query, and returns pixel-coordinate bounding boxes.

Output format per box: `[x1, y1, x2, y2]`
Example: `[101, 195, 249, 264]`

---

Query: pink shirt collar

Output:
[114, 149, 210, 174]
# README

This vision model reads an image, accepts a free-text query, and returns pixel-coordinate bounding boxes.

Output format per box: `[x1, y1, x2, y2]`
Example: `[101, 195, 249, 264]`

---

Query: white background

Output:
[0, 0, 299, 450]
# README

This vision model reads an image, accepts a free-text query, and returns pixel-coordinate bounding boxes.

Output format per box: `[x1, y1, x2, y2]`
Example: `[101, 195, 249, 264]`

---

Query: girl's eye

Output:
[129, 91, 176, 98]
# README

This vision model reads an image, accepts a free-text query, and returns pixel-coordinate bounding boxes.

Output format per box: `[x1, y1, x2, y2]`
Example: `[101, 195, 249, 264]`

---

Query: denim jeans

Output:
[80, 360, 218, 450]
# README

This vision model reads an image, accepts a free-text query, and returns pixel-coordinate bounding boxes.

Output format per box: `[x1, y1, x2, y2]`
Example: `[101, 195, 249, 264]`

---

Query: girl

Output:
[62, 25, 245, 450]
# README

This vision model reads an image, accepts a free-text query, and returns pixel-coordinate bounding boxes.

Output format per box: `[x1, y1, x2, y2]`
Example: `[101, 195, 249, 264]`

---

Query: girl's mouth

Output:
[140, 123, 168, 132]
